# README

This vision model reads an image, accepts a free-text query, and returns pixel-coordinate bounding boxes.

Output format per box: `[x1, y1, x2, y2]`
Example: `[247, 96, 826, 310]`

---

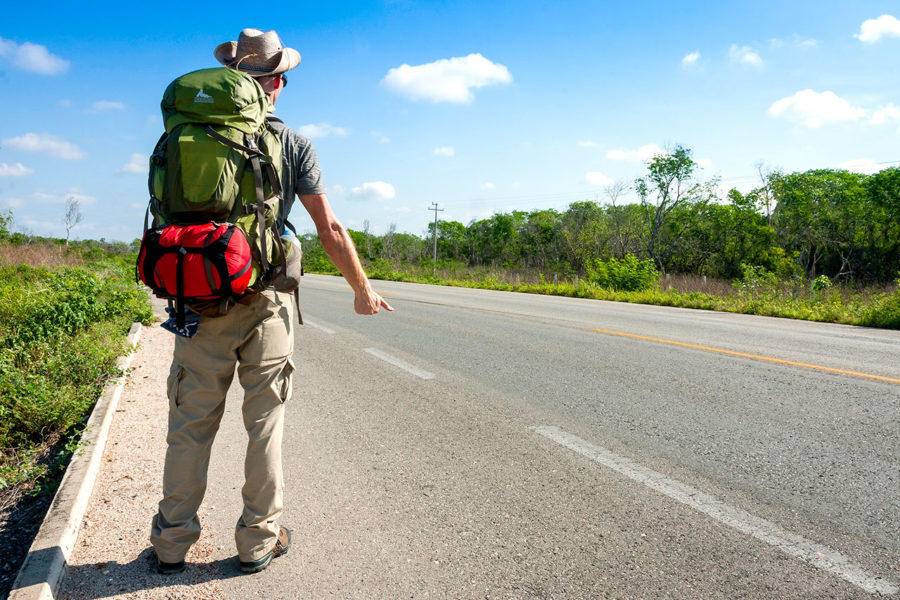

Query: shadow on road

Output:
[62, 547, 248, 599]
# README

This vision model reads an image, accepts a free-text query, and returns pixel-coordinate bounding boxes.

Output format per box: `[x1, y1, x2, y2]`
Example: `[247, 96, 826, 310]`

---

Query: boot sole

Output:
[239, 552, 274, 574]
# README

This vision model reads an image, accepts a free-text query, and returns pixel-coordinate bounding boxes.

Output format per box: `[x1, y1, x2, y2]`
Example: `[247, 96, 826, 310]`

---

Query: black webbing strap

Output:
[175, 247, 187, 328]
[143, 204, 151, 234]
[202, 257, 218, 294]
[293, 287, 303, 325]
[248, 153, 270, 275]
[204, 125, 280, 283]
[263, 161, 282, 196]
[230, 261, 252, 281]
[203, 126, 261, 156]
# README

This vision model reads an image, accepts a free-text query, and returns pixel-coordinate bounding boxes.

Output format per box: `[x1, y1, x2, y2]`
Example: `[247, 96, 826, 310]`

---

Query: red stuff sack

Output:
[137, 223, 253, 325]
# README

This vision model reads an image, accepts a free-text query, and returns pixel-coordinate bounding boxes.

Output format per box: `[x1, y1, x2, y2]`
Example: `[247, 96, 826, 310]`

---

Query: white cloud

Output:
[856, 14, 900, 44]
[767, 89, 866, 128]
[382, 53, 512, 103]
[681, 51, 701, 67]
[297, 123, 350, 139]
[371, 131, 391, 144]
[769, 35, 819, 49]
[837, 158, 883, 175]
[481, 181, 496, 190]
[31, 190, 97, 205]
[870, 103, 900, 125]
[2, 132, 85, 159]
[576, 140, 599, 148]
[350, 181, 396, 201]
[90, 100, 125, 112]
[584, 171, 613, 186]
[120, 153, 148, 174]
[605, 143, 665, 162]
[729, 44, 764, 68]
[696, 158, 713, 169]
[383, 205, 412, 215]
[331, 184, 346, 195]
[0, 37, 69, 75]
[433, 146, 455, 157]
[0, 162, 33, 177]
[0, 197, 24, 208]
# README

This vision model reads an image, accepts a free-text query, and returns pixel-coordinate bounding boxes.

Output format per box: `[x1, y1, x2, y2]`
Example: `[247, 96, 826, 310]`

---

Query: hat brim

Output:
[213, 41, 301, 76]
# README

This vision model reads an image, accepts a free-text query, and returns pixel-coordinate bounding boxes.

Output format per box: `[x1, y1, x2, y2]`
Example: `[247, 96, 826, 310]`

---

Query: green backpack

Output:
[146, 67, 294, 289]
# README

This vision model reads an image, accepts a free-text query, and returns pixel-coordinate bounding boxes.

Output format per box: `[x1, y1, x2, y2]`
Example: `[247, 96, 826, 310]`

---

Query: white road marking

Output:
[364, 348, 435, 380]
[303, 318, 336, 335]
[531, 425, 897, 596]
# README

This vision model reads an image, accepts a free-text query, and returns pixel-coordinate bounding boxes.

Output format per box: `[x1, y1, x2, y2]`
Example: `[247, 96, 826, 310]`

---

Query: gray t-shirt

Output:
[267, 117, 325, 228]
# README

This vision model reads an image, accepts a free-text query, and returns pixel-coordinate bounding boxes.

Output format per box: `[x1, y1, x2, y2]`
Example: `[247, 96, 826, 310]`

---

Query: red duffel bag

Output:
[137, 223, 253, 325]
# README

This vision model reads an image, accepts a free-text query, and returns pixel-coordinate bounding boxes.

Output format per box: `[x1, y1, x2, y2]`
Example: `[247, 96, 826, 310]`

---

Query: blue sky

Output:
[1, 1, 899, 241]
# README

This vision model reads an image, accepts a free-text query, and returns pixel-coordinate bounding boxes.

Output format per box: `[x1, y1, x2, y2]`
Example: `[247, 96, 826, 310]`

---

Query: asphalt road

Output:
[68, 275, 900, 599]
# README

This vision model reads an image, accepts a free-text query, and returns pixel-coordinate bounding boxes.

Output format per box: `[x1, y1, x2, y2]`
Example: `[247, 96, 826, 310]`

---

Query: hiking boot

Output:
[239, 527, 292, 574]
[153, 551, 186, 575]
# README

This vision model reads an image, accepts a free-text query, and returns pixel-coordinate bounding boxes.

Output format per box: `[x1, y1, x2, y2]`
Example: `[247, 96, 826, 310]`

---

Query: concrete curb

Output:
[9, 323, 144, 600]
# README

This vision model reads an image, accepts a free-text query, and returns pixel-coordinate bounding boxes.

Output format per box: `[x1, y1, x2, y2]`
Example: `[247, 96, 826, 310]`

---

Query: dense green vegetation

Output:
[302, 146, 899, 328]
[0, 212, 151, 503]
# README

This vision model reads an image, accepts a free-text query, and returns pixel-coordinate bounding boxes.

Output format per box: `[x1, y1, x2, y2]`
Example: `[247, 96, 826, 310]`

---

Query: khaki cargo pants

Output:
[150, 289, 294, 563]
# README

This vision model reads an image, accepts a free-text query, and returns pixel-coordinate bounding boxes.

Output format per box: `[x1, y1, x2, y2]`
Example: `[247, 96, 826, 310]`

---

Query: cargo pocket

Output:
[249, 291, 294, 363]
[279, 359, 294, 403]
[167, 364, 186, 407]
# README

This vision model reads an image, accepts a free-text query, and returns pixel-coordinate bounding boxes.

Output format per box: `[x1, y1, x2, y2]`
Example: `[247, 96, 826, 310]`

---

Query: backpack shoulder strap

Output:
[203, 126, 261, 156]
[266, 115, 286, 131]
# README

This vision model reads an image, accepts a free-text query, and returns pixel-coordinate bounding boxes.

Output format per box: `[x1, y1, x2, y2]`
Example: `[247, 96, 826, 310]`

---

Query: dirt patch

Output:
[0, 432, 79, 597]
[0, 487, 53, 597]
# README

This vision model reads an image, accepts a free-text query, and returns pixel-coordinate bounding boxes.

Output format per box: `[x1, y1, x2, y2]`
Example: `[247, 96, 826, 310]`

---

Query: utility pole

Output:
[428, 202, 444, 267]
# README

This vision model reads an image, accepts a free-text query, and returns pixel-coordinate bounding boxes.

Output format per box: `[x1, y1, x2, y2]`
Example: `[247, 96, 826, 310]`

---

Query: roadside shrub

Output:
[586, 254, 659, 291]
[736, 263, 780, 291]
[811, 275, 833, 292]
[0, 253, 151, 493]
[299, 235, 340, 275]
[858, 290, 900, 329]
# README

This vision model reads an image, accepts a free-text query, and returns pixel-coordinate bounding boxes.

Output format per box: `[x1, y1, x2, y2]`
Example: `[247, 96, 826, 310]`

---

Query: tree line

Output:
[303, 146, 899, 284]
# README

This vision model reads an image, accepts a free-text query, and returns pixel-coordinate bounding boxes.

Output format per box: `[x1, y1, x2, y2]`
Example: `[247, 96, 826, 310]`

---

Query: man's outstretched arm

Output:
[299, 193, 394, 315]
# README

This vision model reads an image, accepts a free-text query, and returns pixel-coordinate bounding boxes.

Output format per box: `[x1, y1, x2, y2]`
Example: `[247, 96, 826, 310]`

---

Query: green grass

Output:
[0, 247, 152, 497]
[312, 261, 900, 330]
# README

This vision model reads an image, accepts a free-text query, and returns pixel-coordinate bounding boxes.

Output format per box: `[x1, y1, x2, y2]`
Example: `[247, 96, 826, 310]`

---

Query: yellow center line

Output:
[591, 327, 900, 385]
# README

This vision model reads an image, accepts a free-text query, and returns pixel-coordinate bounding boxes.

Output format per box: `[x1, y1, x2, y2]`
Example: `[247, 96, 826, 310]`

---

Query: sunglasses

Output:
[260, 74, 288, 89]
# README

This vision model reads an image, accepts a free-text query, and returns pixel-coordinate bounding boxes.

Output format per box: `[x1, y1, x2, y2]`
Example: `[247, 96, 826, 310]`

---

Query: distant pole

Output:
[428, 202, 444, 268]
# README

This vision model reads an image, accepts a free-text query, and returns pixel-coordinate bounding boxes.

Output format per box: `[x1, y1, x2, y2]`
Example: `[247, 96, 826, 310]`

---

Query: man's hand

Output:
[354, 287, 394, 315]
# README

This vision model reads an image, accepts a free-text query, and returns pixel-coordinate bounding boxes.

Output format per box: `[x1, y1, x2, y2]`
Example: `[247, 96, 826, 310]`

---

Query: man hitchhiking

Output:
[139, 28, 393, 575]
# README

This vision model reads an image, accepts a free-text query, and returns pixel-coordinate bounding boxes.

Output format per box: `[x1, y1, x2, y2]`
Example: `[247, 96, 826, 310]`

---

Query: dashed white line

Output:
[531, 425, 897, 596]
[303, 318, 336, 335]
[364, 348, 435, 380]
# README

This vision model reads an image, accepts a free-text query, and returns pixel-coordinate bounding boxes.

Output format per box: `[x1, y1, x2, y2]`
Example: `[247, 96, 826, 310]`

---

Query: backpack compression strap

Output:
[203, 126, 276, 276]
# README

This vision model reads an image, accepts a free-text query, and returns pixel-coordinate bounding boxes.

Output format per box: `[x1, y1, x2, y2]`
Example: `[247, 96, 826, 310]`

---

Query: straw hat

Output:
[214, 28, 301, 76]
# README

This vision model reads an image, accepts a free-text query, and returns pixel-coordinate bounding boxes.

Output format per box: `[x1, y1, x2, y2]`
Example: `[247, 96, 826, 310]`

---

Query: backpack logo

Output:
[193, 90, 214, 104]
